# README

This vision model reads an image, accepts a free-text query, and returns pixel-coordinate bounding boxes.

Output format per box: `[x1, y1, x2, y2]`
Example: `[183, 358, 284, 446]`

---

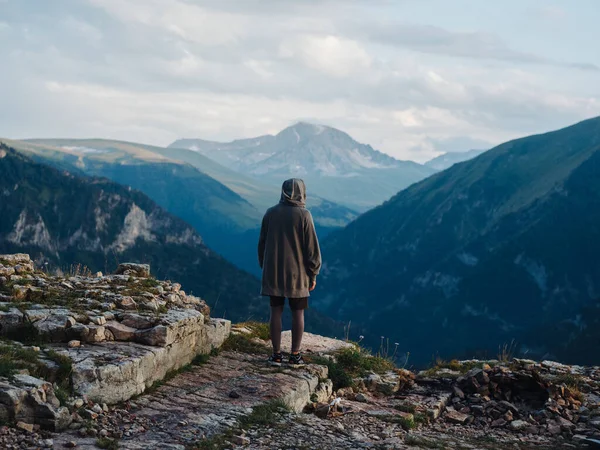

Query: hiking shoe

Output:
[268, 353, 283, 366]
[288, 353, 305, 367]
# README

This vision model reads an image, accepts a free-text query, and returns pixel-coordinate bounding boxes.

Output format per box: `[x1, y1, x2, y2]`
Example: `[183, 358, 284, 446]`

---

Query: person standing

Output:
[258, 178, 321, 366]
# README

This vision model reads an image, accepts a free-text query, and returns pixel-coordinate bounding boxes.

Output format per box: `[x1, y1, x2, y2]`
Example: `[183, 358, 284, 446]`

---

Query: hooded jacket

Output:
[258, 178, 322, 298]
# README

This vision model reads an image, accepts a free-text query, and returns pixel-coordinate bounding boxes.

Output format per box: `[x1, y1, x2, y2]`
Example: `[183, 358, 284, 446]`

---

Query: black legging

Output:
[270, 305, 304, 354]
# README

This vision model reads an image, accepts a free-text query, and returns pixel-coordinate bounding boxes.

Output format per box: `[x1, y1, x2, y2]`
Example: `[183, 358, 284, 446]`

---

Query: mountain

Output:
[0, 143, 261, 320]
[315, 116, 600, 366]
[170, 122, 436, 211]
[424, 149, 485, 171]
[4, 138, 357, 275]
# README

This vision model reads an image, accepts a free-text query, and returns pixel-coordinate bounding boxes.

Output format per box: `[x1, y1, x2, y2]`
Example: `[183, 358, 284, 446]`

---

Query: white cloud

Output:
[0, 0, 598, 163]
[279, 35, 372, 78]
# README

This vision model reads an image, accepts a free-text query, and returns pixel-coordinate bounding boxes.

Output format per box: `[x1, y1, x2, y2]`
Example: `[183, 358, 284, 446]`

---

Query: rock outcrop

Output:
[0, 254, 231, 432]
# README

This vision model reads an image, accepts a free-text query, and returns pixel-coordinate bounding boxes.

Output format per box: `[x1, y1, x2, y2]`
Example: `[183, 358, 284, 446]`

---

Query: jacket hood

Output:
[280, 178, 306, 207]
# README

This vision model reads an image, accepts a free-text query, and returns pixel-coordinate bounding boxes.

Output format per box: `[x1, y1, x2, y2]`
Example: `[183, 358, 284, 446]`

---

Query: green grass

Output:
[0, 341, 42, 377]
[96, 437, 119, 449]
[381, 413, 416, 430]
[239, 399, 289, 428]
[191, 354, 211, 366]
[422, 358, 487, 377]
[45, 349, 73, 388]
[193, 399, 289, 449]
[334, 347, 394, 376]
[394, 402, 417, 414]
[54, 385, 69, 406]
[305, 354, 354, 390]
[235, 321, 270, 340]
[404, 434, 445, 449]
[221, 333, 270, 355]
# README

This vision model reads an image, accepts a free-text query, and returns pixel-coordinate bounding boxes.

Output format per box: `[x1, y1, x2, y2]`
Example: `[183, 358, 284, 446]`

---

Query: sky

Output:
[1, 0, 599, 162]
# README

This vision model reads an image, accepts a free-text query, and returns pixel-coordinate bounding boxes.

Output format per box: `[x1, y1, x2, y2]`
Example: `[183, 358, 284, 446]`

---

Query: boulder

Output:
[134, 309, 204, 347]
[69, 318, 232, 404]
[0, 375, 71, 431]
[0, 306, 24, 334]
[105, 321, 137, 341]
[121, 313, 155, 329]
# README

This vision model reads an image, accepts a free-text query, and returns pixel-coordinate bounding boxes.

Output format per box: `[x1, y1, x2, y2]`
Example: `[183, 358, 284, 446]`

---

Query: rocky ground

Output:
[2, 253, 600, 449]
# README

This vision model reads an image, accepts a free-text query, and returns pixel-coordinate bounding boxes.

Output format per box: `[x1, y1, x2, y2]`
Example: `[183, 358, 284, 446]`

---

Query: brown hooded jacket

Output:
[258, 178, 321, 298]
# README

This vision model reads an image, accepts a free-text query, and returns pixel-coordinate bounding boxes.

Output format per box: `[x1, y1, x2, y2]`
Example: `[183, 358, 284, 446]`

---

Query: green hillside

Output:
[316, 116, 600, 365]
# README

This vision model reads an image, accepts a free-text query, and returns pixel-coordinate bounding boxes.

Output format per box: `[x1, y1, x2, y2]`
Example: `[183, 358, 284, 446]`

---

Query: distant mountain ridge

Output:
[4, 138, 357, 275]
[316, 116, 600, 366]
[0, 143, 262, 320]
[172, 122, 402, 176]
[425, 149, 485, 171]
[170, 122, 436, 210]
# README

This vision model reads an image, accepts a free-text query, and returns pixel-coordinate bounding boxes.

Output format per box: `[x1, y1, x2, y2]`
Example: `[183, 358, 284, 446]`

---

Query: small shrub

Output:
[54, 385, 69, 406]
[335, 347, 394, 376]
[192, 354, 210, 366]
[305, 354, 354, 390]
[394, 402, 417, 414]
[497, 339, 518, 363]
[239, 399, 289, 428]
[46, 349, 73, 386]
[96, 437, 119, 449]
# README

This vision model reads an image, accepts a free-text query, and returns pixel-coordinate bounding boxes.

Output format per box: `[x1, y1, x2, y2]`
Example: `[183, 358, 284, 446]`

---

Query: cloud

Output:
[350, 20, 599, 71]
[0, 0, 598, 163]
[279, 35, 372, 78]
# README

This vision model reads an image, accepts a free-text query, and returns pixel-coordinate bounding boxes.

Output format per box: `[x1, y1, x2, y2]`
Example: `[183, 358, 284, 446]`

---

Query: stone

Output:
[69, 318, 231, 404]
[92, 404, 103, 414]
[0, 307, 25, 335]
[313, 379, 333, 403]
[68, 340, 81, 348]
[445, 409, 470, 424]
[491, 418, 507, 428]
[105, 321, 137, 341]
[229, 390, 241, 399]
[81, 409, 98, 420]
[452, 386, 465, 399]
[135, 309, 204, 347]
[16, 421, 34, 432]
[115, 263, 151, 278]
[232, 435, 250, 446]
[355, 393, 368, 403]
[65, 441, 77, 448]
[73, 399, 84, 408]
[509, 419, 529, 431]
[86, 325, 106, 343]
[30, 312, 71, 342]
[120, 313, 155, 329]
[90, 316, 106, 326]
[117, 296, 138, 310]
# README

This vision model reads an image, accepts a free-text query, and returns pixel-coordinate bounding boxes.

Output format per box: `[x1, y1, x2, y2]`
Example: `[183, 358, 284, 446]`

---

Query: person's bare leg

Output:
[291, 308, 305, 354]
[270, 305, 284, 354]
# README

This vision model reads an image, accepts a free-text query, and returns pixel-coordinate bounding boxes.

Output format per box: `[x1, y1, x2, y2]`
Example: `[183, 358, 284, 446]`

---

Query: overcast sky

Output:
[1, 0, 599, 162]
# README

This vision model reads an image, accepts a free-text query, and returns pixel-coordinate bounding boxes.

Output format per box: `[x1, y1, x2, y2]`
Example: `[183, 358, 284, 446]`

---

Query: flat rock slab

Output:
[52, 351, 328, 449]
[281, 331, 354, 354]
[60, 318, 230, 404]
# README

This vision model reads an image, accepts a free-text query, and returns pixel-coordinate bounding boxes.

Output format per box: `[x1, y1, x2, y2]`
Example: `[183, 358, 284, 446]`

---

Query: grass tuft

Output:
[239, 399, 289, 428]
[221, 333, 269, 355]
[235, 321, 270, 341]
[96, 437, 119, 449]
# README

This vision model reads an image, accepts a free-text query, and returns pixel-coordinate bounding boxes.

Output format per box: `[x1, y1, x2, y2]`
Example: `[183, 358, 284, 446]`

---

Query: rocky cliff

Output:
[1, 254, 599, 449]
